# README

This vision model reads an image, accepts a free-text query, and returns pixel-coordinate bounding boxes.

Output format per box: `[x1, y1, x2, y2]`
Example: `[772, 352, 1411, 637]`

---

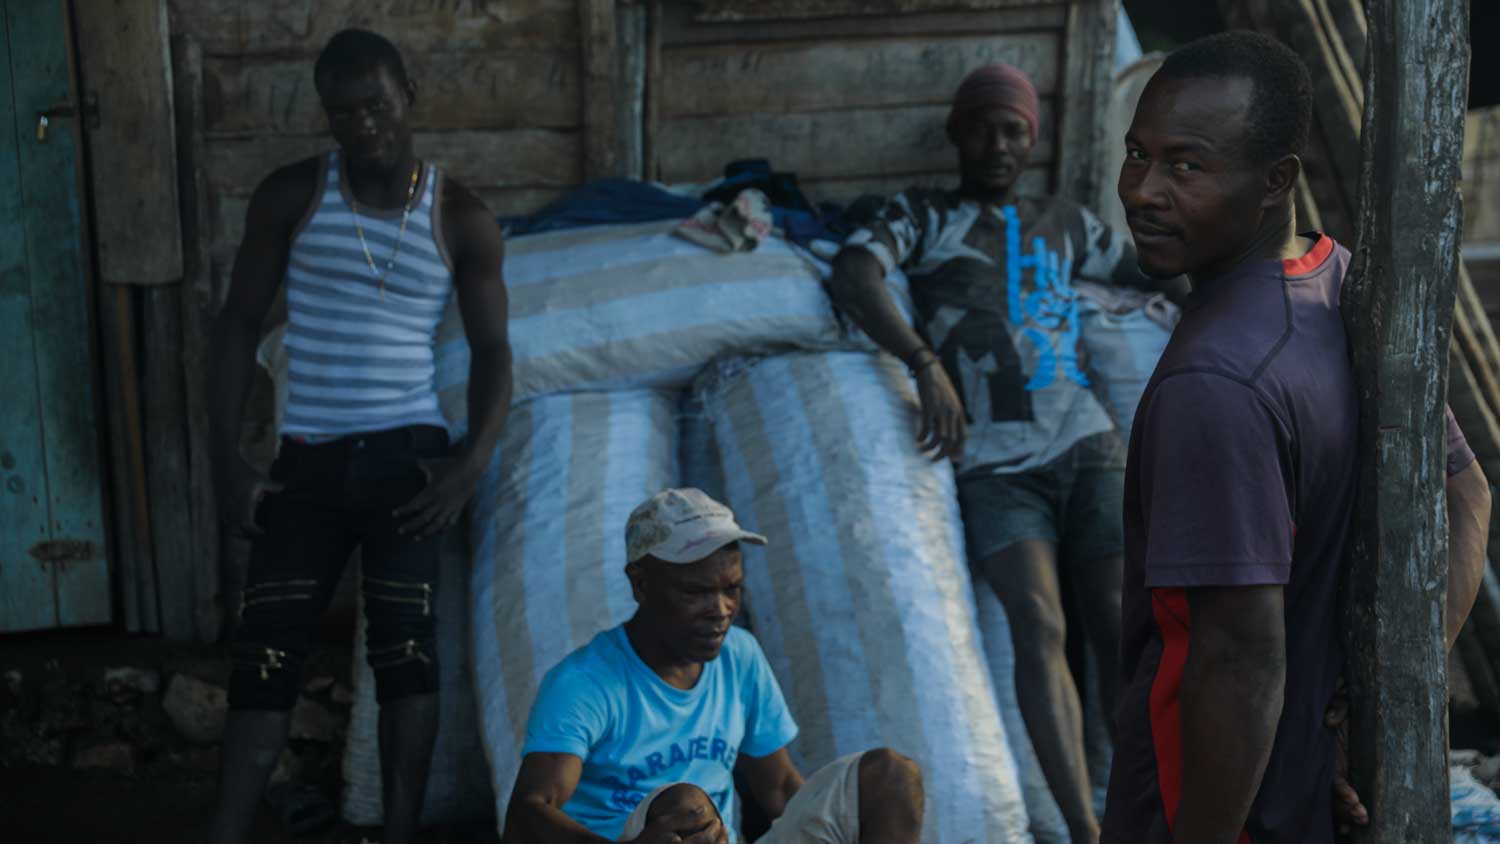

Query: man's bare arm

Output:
[1446, 460, 1492, 651]
[503, 753, 613, 844]
[503, 753, 724, 844]
[828, 247, 966, 460]
[394, 180, 511, 537]
[735, 747, 805, 821]
[207, 159, 316, 535]
[1175, 584, 1286, 844]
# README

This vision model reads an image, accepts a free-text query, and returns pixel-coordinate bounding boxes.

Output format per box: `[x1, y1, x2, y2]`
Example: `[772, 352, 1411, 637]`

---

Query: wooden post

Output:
[71, 0, 183, 285]
[579, 0, 622, 181]
[1055, 0, 1118, 206]
[171, 34, 222, 642]
[1342, 0, 1470, 841]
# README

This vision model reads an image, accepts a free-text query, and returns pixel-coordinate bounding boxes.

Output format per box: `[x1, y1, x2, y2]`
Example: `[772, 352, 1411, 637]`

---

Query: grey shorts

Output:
[958, 432, 1126, 563]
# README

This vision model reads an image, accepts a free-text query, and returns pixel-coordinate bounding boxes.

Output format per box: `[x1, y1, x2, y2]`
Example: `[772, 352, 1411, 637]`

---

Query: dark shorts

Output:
[228, 425, 451, 710]
[958, 431, 1126, 563]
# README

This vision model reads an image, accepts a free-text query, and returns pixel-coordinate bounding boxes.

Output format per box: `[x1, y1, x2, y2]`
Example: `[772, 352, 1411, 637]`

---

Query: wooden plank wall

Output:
[650, 2, 1071, 204]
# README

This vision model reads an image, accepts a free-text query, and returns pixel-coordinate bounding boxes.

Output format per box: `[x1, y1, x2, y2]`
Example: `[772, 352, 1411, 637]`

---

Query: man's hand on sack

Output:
[915, 362, 967, 462]
[395, 455, 485, 539]
[631, 805, 729, 844]
[1324, 679, 1370, 834]
[221, 457, 284, 538]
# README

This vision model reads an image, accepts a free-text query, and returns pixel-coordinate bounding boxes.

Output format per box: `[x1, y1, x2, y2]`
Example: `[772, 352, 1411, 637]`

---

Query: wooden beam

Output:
[141, 285, 198, 640]
[1341, 2, 1470, 842]
[689, 0, 1045, 21]
[654, 101, 1056, 186]
[658, 31, 1062, 118]
[203, 129, 582, 201]
[72, 0, 183, 285]
[172, 34, 222, 642]
[579, 0, 621, 180]
[1055, 0, 1117, 206]
[201, 49, 580, 137]
[645, 0, 664, 181]
[660, 3, 1066, 45]
[165, 0, 579, 55]
[97, 284, 158, 634]
[618, 0, 649, 180]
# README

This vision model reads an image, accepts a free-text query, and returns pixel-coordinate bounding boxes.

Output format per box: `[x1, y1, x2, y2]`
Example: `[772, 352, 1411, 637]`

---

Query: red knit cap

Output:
[946, 62, 1040, 143]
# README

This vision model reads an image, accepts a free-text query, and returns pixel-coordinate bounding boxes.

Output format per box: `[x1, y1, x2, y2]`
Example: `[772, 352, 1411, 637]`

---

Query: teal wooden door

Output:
[0, 0, 110, 631]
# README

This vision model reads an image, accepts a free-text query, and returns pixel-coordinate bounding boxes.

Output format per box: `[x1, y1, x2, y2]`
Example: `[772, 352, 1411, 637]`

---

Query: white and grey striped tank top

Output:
[282, 151, 454, 438]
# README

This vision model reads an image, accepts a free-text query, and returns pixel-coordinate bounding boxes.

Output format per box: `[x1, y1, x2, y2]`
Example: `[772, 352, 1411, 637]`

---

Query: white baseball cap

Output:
[625, 488, 767, 564]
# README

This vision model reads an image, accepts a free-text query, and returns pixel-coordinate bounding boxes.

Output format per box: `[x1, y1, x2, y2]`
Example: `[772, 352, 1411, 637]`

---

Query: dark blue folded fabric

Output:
[497, 174, 862, 248]
[500, 179, 706, 237]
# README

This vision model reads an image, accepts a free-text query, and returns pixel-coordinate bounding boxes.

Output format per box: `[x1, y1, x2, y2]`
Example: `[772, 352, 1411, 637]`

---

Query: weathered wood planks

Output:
[1055, 0, 1117, 207]
[689, 0, 1047, 21]
[166, 0, 579, 55]
[74, 0, 184, 285]
[202, 49, 580, 136]
[659, 32, 1061, 118]
[655, 101, 1056, 186]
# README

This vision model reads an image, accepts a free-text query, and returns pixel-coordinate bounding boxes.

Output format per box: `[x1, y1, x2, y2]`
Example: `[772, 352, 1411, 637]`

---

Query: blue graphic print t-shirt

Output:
[845, 190, 1150, 476]
[522, 625, 799, 841]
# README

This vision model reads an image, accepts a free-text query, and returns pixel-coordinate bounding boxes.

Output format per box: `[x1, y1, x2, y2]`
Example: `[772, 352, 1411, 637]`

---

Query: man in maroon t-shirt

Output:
[1103, 31, 1491, 844]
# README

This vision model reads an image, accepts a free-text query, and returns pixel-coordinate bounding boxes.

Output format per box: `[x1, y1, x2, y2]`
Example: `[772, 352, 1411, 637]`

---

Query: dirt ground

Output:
[6, 630, 1498, 843]
[0, 630, 497, 844]
[0, 767, 492, 843]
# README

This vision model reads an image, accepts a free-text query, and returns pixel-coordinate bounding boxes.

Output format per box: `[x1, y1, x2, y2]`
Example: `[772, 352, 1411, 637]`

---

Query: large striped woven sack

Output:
[342, 529, 494, 825]
[468, 389, 680, 828]
[973, 583, 1069, 844]
[694, 350, 1033, 844]
[432, 220, 846, 429]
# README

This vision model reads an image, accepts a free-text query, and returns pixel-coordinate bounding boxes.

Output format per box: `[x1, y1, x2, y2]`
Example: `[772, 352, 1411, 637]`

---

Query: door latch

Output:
[29, 539, 96, 565]
[36, 91, 99, 143]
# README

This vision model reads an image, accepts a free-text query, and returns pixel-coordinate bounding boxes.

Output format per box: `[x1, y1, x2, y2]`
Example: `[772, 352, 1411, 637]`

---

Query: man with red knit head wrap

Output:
[830, 61, 1174, 844]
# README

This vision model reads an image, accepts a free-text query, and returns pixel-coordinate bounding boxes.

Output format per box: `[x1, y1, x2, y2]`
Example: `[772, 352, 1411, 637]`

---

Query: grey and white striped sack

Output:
[432, 219, 849, 426]
[694, 350, 1033, 844]
[468, 389, 680, 830]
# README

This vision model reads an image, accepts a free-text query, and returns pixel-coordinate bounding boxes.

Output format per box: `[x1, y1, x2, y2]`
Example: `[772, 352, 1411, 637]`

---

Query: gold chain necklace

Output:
[350, 161, 420, 299]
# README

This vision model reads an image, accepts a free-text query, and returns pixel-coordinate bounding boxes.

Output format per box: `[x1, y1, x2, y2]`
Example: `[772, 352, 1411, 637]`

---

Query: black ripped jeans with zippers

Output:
[228, 425, 450, 710]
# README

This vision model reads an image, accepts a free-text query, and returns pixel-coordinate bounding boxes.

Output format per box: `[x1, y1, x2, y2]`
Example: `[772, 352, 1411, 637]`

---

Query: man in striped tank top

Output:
[205, 30, 512, 844]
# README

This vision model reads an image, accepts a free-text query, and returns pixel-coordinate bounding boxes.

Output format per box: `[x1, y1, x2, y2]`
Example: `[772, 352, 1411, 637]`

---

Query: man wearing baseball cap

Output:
[503, 488, 925, 844]
[828, 62, 1172, 843]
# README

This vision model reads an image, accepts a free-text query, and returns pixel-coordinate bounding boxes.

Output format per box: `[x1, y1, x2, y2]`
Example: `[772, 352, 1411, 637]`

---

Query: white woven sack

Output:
[1076, 288, 1178, 438]
[341, 529, 494, 825]
[695, 350, 1033, 844]
[468, 389, 680, 831]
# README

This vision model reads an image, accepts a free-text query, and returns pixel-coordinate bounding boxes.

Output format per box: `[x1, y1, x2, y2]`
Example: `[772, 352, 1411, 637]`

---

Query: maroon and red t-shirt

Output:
[1104, 235, 1478, 843]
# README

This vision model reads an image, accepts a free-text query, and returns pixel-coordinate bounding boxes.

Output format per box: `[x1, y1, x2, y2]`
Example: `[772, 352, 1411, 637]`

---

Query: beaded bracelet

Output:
[905, 347, 940, 377]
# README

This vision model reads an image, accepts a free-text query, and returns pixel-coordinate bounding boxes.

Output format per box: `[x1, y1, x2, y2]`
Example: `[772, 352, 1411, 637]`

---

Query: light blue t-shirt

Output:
[522, 625, 799, 841]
